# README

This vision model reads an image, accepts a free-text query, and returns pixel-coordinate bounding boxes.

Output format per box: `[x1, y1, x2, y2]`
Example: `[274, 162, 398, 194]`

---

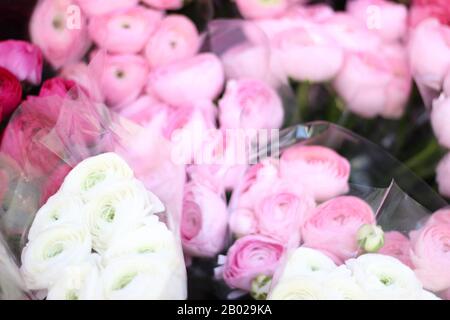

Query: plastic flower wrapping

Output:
[0, 0, 450, 300]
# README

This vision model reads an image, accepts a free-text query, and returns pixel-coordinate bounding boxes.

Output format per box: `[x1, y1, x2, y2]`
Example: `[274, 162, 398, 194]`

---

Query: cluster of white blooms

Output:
[268, 247, 440, 300]
[20, 153, 186, 300]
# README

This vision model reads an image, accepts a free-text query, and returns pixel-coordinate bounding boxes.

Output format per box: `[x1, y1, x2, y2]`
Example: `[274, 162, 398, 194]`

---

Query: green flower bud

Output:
[357, 224, 384, 253]
[250, 275, 272, 300]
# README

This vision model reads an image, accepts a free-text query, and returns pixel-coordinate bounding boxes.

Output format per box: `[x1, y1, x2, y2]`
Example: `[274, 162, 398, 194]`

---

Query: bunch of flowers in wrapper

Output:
[0, 0, 450, 301]
[21, 153, 186, 300]
[209, 122, 449, 300]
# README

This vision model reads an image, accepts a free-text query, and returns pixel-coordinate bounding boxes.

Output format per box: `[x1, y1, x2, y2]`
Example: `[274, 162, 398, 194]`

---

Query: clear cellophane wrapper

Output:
[221, 122, 448, 299]
[0, 83, 187, 300]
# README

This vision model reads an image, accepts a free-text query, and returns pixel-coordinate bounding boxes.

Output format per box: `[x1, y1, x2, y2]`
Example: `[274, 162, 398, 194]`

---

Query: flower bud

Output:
[251, 275, 272, 300]
[357, 224, 384, 253]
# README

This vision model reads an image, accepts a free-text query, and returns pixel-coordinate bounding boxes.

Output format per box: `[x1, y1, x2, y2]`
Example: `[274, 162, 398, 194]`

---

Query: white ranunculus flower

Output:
[27, 193, 87, 241]
[268, 276, 331, 300]
[20, 225, 92, 290]
[346, 254, 423, 300]
[101, 254, 186, 300]
[61, 153, 134, 198]
[103, 216, 179, 265]
[86, 180, 165, 253]
[279, 247, 337, 281]
[323, 266, 368, 300]
[47, 254, 104, 300]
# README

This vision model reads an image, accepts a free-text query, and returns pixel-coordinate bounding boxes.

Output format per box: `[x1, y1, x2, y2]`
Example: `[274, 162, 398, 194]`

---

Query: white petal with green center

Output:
[86, 180, 160, 253]
[28, 193, 87, 241]
[61, 153, 133, 198]
[47, 254, 104, 300]
[21, 225, 91, 290]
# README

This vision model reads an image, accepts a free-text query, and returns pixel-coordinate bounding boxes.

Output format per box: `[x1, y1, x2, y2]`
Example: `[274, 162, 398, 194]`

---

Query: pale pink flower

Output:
[221, 235, 285, 291]
[145, 15, 200, 68]
[431, 93, 450, 148]
[347, 0, 408, 42]
[99, 54, 149, 109]
[280, 145, 350, 202]
[30, 0, 91, 69]
[410, 222, 450, 291]
[181, 181, 228, 257]
[88, 6, 162, 54]
[378, 231, 413, 268]
[272, 25, 344, 82]
[334, 43, 411, 119]
[302, 196, 375, 263]
[148, 53, 224, 106]
[408, 18, 450, 91]
[218, 78, 284, 130]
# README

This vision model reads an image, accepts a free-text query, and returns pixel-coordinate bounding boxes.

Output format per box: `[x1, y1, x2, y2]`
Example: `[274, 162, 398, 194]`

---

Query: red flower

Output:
[0, 66, 22, 118]
[39, 77, 77, 98]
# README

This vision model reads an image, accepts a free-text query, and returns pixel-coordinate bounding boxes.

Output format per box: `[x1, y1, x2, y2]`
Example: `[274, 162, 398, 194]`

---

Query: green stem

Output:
[404, 140, 441, 170]
[293, 81, 310, 124]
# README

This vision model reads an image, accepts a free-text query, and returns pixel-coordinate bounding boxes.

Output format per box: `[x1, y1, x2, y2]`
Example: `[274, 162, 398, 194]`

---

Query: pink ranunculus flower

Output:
[220, 44, 272, 83]
[232, 159, 281, 210]
[323, 13, 382, 53]
[120, 94, 170, 127]
[272, 26, 344, 82]
[427, 209, 450, 226]
[410, 222, 450, 292]
[218, 78, 284, 130]
[39, 77, 76, 98]
[181, 181, 228, 258]
[431, 93, 450, 148]
[378, 231, 413, 268]
[164, 105, 217, 165]
[232, 191, 314, 245]
[60, 63, 103, 102]
[145, 15, 200, 68]
[186, 128, 248, 191]
[221, 234, 285, 291]
[89, 6, 162, 54]
[148, 53, 225, 106]
[410, 0, 450, 27]
[0, 40, 43, 85]
[99, 54, 149, 109]
[30, 0, 91, 69]
[235, 0, 302, 19]
[0, 67, 22, 118]
[302, 196, 375, 263]
[280, 145, 350, 202]
[75, 0, 138, 16]
[334, 43, 411, 119]
[436, 153, 450, 198]
[408, 18, 450, 91]
[347, 0, 408, 42]
[141, 0, 184, 10]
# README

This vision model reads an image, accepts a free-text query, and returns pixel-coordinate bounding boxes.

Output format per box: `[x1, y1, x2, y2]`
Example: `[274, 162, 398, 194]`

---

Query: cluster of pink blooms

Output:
[223, 0, 412, 119]
[408, 1, 450, 197]
[212, 145, 450, 299]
